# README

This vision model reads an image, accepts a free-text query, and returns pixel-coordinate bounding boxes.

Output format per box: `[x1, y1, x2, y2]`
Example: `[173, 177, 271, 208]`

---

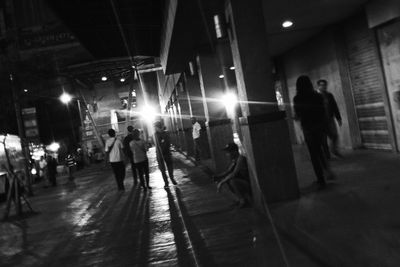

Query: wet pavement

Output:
[0, 148, 318, 267]
[5, 145, 397, 266]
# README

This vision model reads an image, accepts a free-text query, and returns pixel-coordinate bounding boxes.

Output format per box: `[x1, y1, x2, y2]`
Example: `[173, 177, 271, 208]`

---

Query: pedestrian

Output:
[65, 153, 76, 181]
[105, 129, 126, 191]
[191, 117, 202, 161]
[317, 79, 343, 159]
[293, 75, 333, 189]
[47, 155, 58, 187]
[213, 142, 251, 208]
[130, 129, 151, 190]
[154, 121, 177, 188]
[38, 156, 47, 181]
[123, 126, 139, 186]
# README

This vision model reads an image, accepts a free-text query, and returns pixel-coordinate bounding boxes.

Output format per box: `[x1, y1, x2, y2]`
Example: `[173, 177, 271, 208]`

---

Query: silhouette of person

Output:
[294, 76, 333, 188]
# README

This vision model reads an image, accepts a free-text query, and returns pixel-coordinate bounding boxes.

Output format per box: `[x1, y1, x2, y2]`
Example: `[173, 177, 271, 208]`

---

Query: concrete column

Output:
[226, 0, 299, 205]
[197, 52, 233, 172]
[185, 69, 211, 160]
[178, 79, 194, 156]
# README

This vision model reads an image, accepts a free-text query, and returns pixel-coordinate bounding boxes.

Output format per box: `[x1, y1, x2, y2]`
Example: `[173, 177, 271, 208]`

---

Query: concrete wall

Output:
[280, 29, 353, 149]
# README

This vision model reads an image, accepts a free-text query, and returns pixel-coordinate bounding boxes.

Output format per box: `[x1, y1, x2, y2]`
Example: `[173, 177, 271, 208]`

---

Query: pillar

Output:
[226, 0, 299, 205]
[177, 79, 194, 156]
[197, 51, 233, 172]
[185, 68, 211, 160]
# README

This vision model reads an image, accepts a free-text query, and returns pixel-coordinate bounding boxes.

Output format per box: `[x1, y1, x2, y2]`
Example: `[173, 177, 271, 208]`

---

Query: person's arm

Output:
[217, 156, 245, 192]
[213, 160, 235, 181]
[293, 97, 301, 121]
[330, 94, 342, 125]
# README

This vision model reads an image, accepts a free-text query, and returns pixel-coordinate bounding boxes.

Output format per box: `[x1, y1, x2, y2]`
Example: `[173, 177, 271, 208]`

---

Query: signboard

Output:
[19, 27, 76, 50]
[22, 107, 40, 142]
[0, 134, 25, 175]
[82, 114, 96, 141]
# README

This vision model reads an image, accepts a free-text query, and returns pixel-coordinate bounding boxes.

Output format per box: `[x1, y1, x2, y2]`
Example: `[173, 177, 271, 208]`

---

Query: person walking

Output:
[154, 121, 177, 188]
[47, 155, 58, 187]
[124, 126, 139, 186]
[191, 117, 202, 161]
[65, 153, 76, 181]
[38, 156, 47, 181]
[317, 79, 343, 159]
[293, 75, 333, 189]
[105, 129, 126, 191]
[130, 129, 151, 190]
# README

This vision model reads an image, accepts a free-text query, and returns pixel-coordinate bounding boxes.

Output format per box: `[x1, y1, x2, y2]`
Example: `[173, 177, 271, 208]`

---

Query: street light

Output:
[222, 92, 238, 114]
[282, 20, 294, 28]
[48, 142, 60, 152]
[60, 92, 72, 104]
[140, 105, 157, 124]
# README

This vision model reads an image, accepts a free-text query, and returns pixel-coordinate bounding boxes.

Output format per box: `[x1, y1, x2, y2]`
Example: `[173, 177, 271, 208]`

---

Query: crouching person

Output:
[213, 142, 251, 208]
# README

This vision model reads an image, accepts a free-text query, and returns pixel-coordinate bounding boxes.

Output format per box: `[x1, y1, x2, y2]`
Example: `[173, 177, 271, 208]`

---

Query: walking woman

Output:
[293, 75, 332, 189]
[130, 129, 151, 190]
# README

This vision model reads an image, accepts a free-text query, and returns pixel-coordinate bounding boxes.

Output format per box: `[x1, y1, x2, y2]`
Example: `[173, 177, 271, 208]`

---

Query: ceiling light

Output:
[229, 66, 235, 70]
[120, 78, 126, 82]
[101, 76, 108, 81]
[24, 89, 28, 92]
[219, 74, 224, 79]
[282, 20, 293, 28]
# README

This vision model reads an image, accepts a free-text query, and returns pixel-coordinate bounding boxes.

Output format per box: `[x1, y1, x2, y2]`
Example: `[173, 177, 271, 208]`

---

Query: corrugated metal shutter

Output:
[344, 16, 392, 150]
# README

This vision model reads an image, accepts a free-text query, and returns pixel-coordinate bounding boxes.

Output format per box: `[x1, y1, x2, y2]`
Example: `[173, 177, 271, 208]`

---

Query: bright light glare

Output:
[222, 92, 238, 112]
[230, 66, 235, 70]
[31, 168, 37, 175]
[24, 89, 28, 92]
[120, 77, 125, 82]
[219, 74, 224, 79]
[48, 142, 60, 152]
[60, 92, 72, 104]
[282, 20, 293, 28]
[101, 76, 108, 81]
[141, 105, 157, 123]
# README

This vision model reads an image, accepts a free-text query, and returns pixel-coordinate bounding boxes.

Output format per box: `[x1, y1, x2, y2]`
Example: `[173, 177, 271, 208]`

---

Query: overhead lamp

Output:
[101, 76, 108, 81]
[140, 105, 157, 123]
[120, 77, 126, 82]
[23, 89, 28, 92]
[222, 92, 238, 113]
[219, 74, 224, 79]
[229, 66, 235, 70]
[48, 142, 60, 152]
[282, 20, 294, 28]
[60, 92, 72, 104]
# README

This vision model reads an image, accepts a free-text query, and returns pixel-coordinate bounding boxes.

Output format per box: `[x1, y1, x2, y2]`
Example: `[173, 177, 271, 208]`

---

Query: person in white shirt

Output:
[129, 129, 151, 190]
[191, 117, 202, 161]
[105, 129, 125, 191]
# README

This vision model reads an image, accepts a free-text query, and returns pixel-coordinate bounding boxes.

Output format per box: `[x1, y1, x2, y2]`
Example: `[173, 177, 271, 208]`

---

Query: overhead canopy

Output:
[45, 0, 165, 59]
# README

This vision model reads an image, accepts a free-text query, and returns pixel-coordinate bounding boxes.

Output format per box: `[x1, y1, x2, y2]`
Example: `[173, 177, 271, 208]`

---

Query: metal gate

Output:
[344, 16, 392, 150]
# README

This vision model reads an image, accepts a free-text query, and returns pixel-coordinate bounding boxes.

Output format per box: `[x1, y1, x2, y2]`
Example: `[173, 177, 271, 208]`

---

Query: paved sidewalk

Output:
[273, 146, 400, 267]
[0, 148, 317, 267]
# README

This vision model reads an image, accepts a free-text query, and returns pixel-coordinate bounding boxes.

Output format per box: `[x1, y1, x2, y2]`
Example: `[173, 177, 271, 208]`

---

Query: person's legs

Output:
[227, 179, 251, 207]
[143, 159, 151, 188]
[326, 120, 342, 157]
[157, 154, 169, 186]
[164, 155, 176, 185]
[110, 163, 121, 190]
[321, 134, 331, 160]
[68, 166, 74, 181]
[194, 138, 201, 161]
[130, 157, 138, 185]
[304, 132, 326, 186]
[118, 162, 126, 190]
[136, 161, 146, 189]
